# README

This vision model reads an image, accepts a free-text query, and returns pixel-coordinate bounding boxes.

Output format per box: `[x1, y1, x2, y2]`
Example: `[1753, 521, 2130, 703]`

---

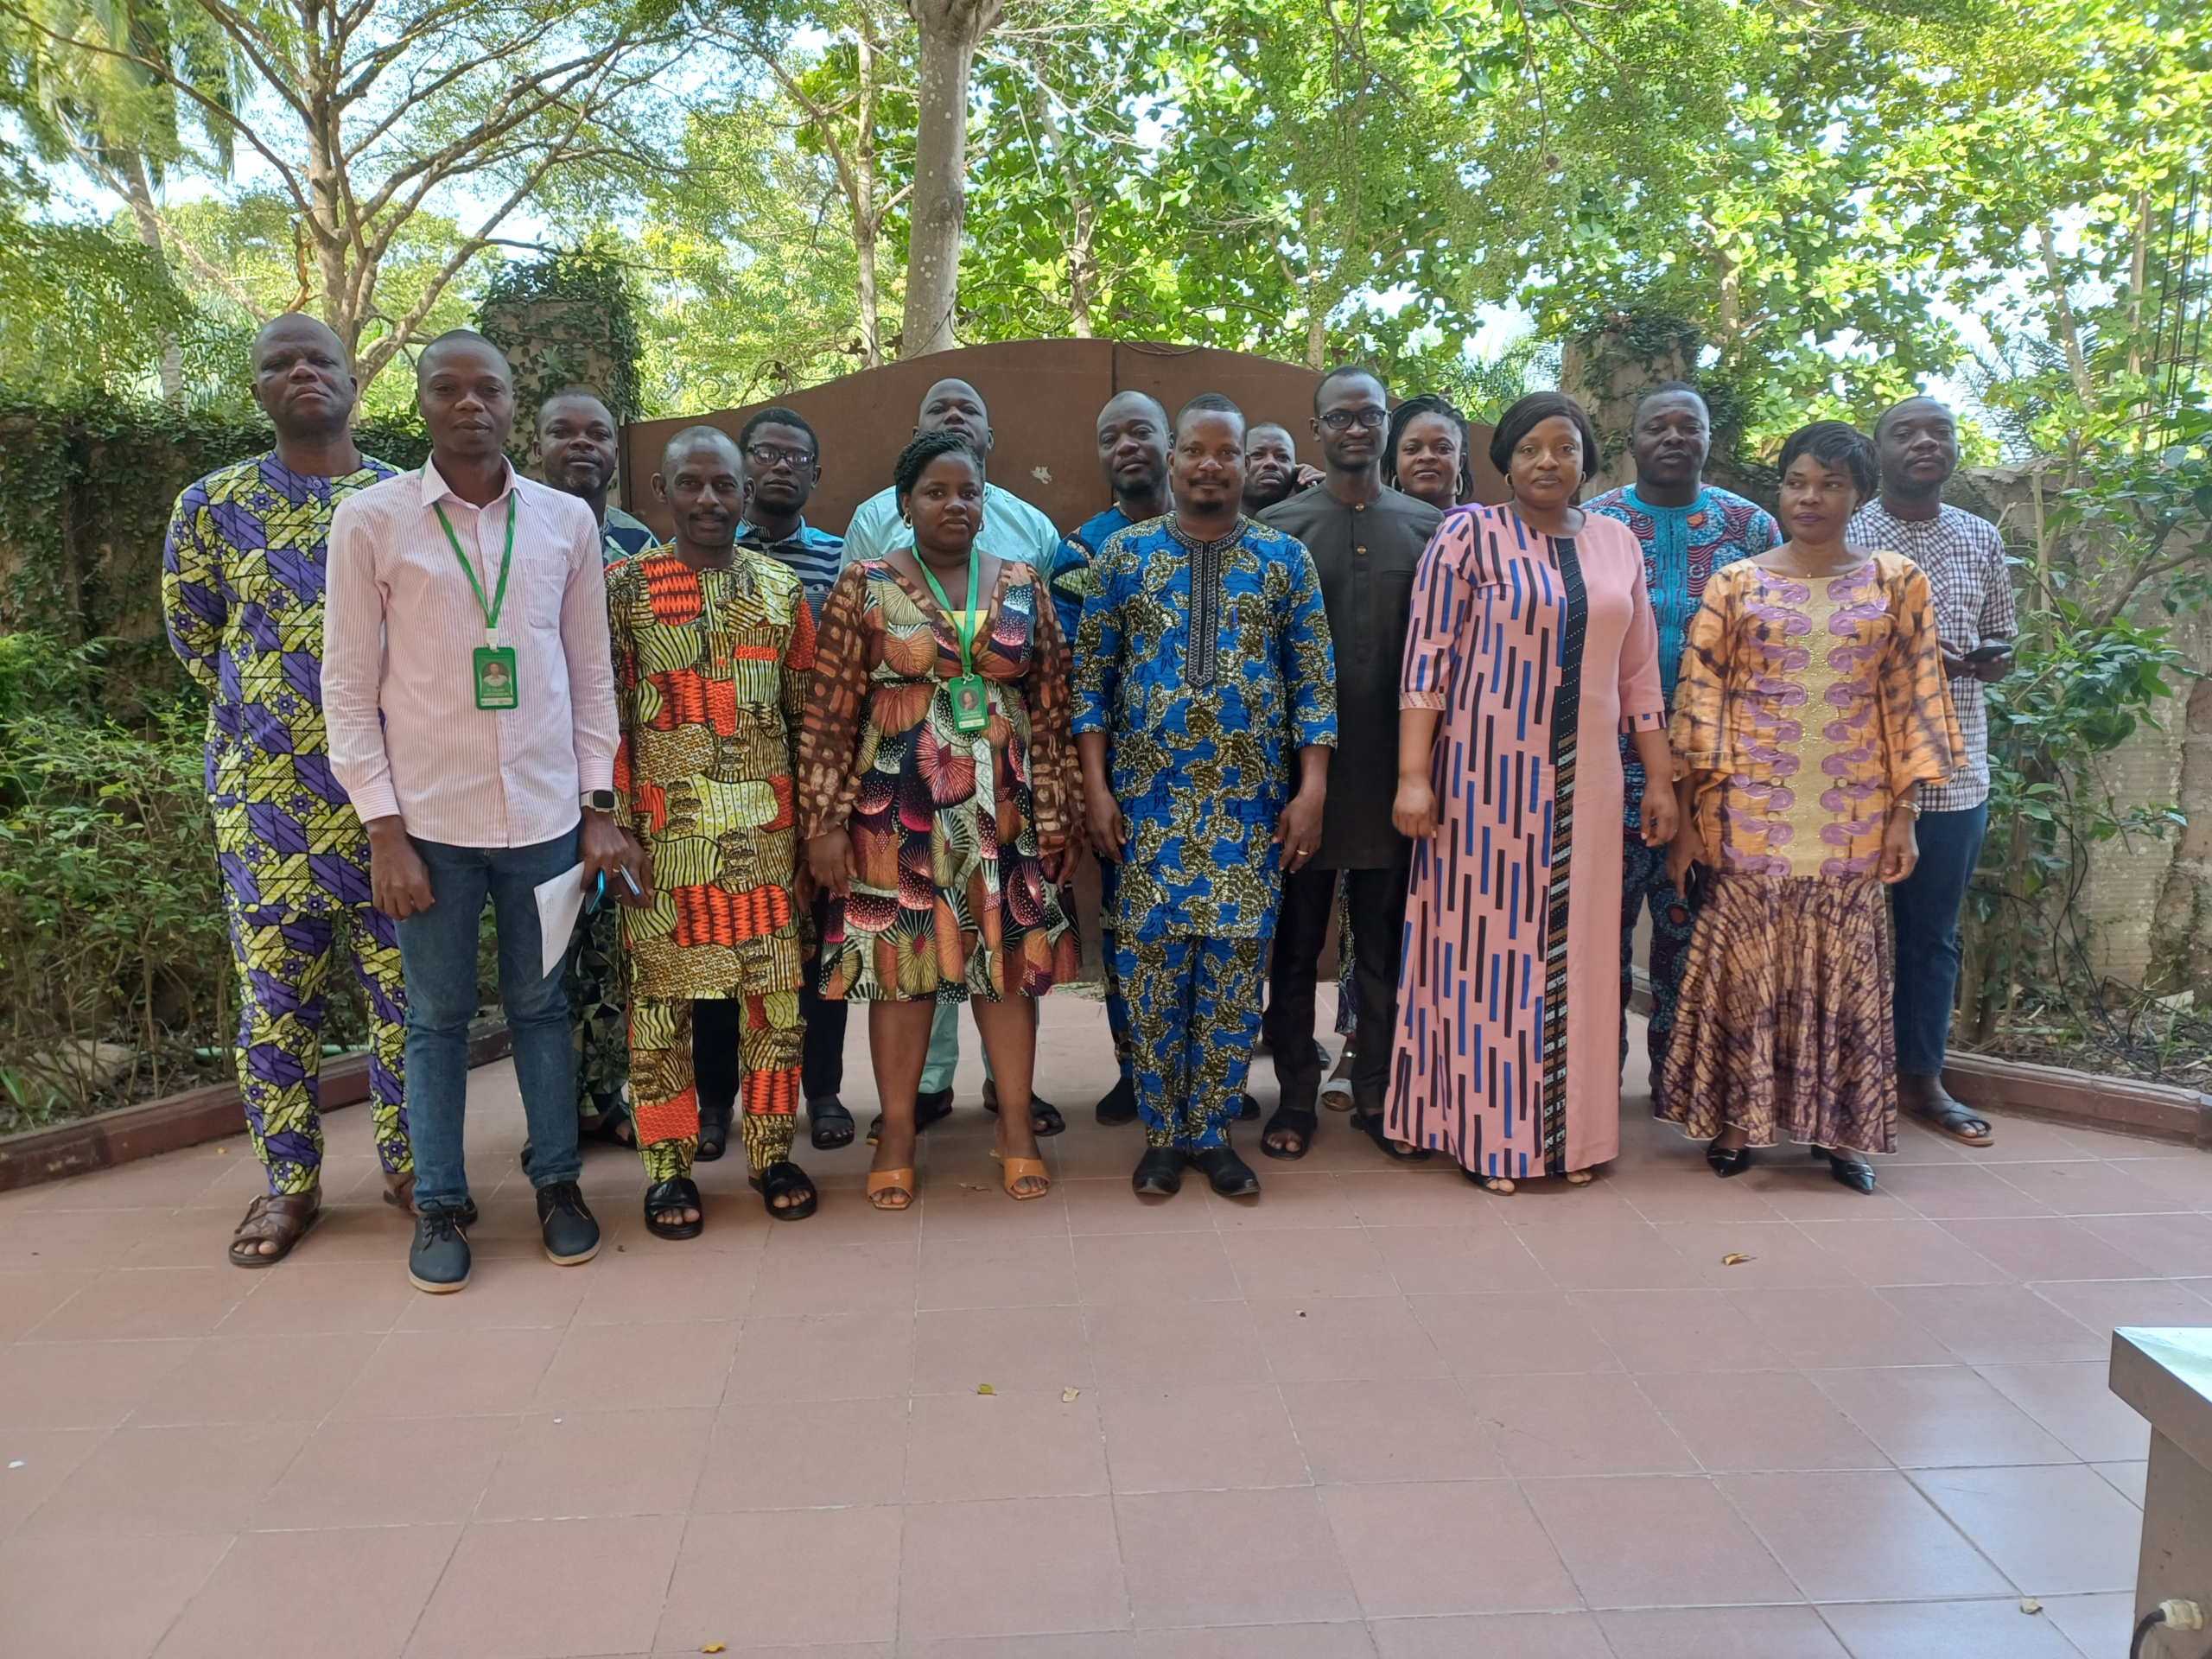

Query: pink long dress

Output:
[1388, 505, 1665, 1178]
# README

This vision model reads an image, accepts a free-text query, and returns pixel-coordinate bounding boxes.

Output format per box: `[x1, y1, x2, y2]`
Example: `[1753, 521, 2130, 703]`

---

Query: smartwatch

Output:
[581, 789, 618, 813]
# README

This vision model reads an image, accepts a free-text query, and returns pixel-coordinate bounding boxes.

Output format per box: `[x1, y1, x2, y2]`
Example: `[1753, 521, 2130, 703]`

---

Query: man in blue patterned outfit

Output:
[1047, 389, 1172, 1125]
[162, 313, 414, 1266]
[1074, 395, 1336, 1199]
[1584, 382, 1782, 1080]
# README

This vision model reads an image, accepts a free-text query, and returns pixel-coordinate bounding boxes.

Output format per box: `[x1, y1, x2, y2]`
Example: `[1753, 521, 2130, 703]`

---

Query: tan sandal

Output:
[994, 1153, 1052, 1201]
[868, 1167, 916, 1211]
[228, 1189, 320, 1267]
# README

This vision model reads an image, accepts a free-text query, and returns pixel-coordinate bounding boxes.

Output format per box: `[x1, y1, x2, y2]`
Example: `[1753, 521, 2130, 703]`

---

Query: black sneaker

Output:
[536, 1180, 601, 1266]
[408, 1202, 472, 1294]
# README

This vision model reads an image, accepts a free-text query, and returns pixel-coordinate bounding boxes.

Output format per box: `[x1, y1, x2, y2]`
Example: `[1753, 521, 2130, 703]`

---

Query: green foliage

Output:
[0, 208, 200, 395]
[477, 245, 645, 428]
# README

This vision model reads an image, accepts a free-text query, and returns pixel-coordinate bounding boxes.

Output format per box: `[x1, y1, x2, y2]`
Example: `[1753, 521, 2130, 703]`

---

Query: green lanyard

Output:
[434, 495, 517, 636]
[913, 542, 991, 734]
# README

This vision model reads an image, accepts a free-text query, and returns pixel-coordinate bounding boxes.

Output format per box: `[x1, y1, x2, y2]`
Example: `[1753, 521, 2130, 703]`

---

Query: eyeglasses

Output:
[1318, 408, 1388, 431]
[747, 443, 816, 468]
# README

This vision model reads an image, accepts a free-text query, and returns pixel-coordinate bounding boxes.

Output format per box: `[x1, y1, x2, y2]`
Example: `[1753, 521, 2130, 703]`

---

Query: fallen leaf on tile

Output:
[1297, 1310, 1307, 1317]
[1062, 1388, 1079, 1402]
[976, 1383, 995, 1395]
[703, 1644, 727, 1653]
[1720, 1254, 1754, 1265]
[2020, 1599, 2042, 1615]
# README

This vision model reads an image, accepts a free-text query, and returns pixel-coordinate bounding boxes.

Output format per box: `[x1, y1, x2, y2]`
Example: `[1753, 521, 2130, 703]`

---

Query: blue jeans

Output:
[397, 830, 583, 1209]
[1890, 802, 1987, 1077]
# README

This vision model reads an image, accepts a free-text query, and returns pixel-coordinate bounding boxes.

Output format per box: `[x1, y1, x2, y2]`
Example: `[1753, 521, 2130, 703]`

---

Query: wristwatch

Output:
[581, 789, 618, 813]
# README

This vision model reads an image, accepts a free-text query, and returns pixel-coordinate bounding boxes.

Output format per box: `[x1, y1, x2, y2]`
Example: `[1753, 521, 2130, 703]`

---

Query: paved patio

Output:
[0, 988, 2183, 1657]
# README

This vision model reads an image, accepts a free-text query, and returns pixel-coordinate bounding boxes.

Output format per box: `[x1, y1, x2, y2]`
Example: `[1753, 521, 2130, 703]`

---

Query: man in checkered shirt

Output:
[1847, 396, 2014, 1148]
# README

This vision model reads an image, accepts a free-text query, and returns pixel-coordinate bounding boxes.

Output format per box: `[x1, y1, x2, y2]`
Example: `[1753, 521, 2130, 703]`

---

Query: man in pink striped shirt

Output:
[325, 330, 647, 1294]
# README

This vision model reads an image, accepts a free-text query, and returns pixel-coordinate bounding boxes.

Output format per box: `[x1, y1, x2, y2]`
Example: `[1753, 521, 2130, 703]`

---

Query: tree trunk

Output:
[854, 26, 884, 367]
[1031, 79, 1094, 337]
[901, 0, 1000, 358]
[2039, 222, 2099, 410]
[117, 153, 184, 401]
[2151, 665, 2212, 996]
[1303, 200, 1327, 370]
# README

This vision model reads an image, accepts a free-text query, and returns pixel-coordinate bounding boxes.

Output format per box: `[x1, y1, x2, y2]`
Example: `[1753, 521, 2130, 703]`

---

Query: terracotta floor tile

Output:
[1098, 1382, 1310, 1492]
[1719, 1470, 2011, 1601]
[0, 1270, 97, 1341]
[1815, 1594, 2085, 1658]
[1975, 1361, 2150, 1463]
[1281, 1376, 1502, 1484]
[724, 1310, 913, 1402]
[125, 1331, 383, 1427]
[899, 1494, 1128, 1639]
[1725, 1287, 1955, 1370]
[252, 1413, 517, 1528]
[1807, 1365, 2075, 1468]
[1957, 1117, 2102, 1162]
[1879, 1283, 2107, 1365]
[2028, 1275, 2212, 1337]
[2093, 1459, 2147, 1507]
[1333, 1171, 1497, 1229]
[1221, 1228, 1397, 1301]
[1593, 1605, 1847, 1659]
[1201, 1171, 1361, 1232]
[2037, 1590, 2137, 1658]
[1465, 1371, 1696, 1478]
[1746, 1176, 1919, 1224]
[1085, 1299, 1273, 1387]
[1794, 1217, 2010, 1287]
[534, 1317, 741, 1413]
[2110, 1156, 2212, 1211]
[1063, 1175, 1214, 1236]
[570, 1240, 758, 1324]
[1512, 1221, 1706, 1292]
[1072, 1231, 1242, 1305]
[0, 1529, 229, 1659]
[1909, 1464, 2140, 1595]
[690, 1395, 904, 1512]
[1637, 1370, 1886, 1475]
[2076, 1211, 2212, 1276]
[913, 1303, 1093, 1395]
[1936, 1217, 2158, 1282]
[1522, 1473, 1796, 1609]
[1321, 1479, 1578, 1617]
[330, 1325, 564, 1419]
[1366, 1611, 1610, 1658]
[658, 1505, 902, 1649]
[1878, 1162, 2058, 1221]
[407, 1514, 686, 1658]
[747, 1235, 919, 1316]
[0, 1204, 172, 1272]
[22, 1419, 308, 1535]
[213, 1258, 419, 1335]
[1408, 1291, 1618, 1376]
[1570, 1288, 1789, 1374]
[906, 1386, 1109, 1501]
[1607, 1168, 1786, 1226]
[1131, 1622, 1375, 1658]
[1249, 1296, 1446, 1383]
[0, 1336, 194, 1430]
[391, 1249, 594, 1330]
[0, 1426, 108, 1534]
[30, 1266, 252, 1341]
[154, 1522, 461, 1659]
[1654, 1221, 1864, 1290]
[918, 1233, 1081, 1310]
[475, 1406, 713, 1520]
[1119, 1486, 1357, 1628]
[1365, 1222, 1554, 1294]
[909, 1637, 1131, 1659]
[1994, 1160, 2185, 1218]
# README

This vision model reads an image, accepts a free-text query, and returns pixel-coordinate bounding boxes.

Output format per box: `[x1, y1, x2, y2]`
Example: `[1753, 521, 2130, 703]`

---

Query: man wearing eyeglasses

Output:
[1254, 365, 1441, 1164]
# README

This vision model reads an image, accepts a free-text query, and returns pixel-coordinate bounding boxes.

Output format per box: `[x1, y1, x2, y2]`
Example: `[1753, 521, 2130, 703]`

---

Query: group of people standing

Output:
[163, 309, 2012, 1294]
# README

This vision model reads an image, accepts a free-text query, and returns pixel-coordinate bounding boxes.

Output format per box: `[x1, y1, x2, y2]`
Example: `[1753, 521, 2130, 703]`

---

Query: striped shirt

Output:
[738, 516, 845, 620]
[1847, 500, 2015, 812]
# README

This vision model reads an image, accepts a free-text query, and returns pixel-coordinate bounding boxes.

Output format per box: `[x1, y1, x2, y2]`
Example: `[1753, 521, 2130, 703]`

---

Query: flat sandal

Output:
[867, 1167, 916, 1211]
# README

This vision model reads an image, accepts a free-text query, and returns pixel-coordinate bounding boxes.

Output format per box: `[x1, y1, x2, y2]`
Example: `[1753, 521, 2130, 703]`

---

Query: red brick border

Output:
[0, 1024, 512, 1193]
[1944, 1051, 2212, 1148]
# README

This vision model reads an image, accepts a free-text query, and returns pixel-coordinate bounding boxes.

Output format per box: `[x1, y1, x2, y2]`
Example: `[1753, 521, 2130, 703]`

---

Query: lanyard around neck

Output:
[434, 494, 517, 634]
[913, 541, 982, 679]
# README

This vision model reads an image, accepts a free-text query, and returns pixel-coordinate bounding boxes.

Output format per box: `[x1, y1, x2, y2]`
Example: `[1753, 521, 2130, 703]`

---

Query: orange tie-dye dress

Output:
[1656, 551, 1961, 1154]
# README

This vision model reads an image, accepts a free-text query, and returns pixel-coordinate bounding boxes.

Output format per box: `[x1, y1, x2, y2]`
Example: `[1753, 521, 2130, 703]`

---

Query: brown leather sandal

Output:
[867, 1167, 916, 1211]
[228, 1190, 320, 1267]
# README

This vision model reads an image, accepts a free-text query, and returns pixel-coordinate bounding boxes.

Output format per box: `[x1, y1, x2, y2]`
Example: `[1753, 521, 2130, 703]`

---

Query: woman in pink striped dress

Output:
[1388, 394, 1677, 1192]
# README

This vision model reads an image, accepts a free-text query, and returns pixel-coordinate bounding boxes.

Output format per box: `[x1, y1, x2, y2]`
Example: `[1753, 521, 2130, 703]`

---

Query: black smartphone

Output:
[1962, 643, 2009, 665]
[1681, 860, 1710, 911]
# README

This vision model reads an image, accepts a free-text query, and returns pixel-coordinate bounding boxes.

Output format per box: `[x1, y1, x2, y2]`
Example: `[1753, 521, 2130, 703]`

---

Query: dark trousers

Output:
[695, 889, 846, 1111]
[1891, 802, 1987, 1077]
[1620, 837, 1697, 1077]
[1263, 859, 1408, 1110]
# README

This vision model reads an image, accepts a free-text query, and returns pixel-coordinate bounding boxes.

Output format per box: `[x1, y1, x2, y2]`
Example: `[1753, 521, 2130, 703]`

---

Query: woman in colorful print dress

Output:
[794, 432, 1082, 1209]
[1389, 393, 1677, 1193]
[1657, 421, 1961, 1193]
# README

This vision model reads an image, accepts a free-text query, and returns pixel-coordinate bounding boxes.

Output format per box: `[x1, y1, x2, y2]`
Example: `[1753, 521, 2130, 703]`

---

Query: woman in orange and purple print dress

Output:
[1657, 422, 1961, 1194]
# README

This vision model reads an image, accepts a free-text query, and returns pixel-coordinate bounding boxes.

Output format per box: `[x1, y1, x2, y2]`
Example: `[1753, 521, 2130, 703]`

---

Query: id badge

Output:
[948, 672, 989, 734]
[473, 645, 519, 710]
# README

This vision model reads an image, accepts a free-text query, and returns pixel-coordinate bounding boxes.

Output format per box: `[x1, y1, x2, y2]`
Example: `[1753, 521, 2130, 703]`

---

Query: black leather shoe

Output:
[1192, 1146, 1261, 1197]
[1705, 1140, 1753, 1178]
[1234, 1093, 1261, 1122]
[536, 1180, 601, 1265]
[1132, 1147, 1185, 1197]
[1821, 1150, 1878, 1194]
[1094, 1076, 1138, 1126]
[408, 1202, 472, 1294]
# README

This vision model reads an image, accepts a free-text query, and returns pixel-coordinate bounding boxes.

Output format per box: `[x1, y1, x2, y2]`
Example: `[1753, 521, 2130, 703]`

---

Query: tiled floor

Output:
[0, 989, 2180, 1657]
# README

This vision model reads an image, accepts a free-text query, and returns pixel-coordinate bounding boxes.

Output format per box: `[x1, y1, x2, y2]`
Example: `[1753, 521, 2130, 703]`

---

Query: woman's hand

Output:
[1085, 781, 1127, 863]
[1639, 783, 1679, 849]
[1878, 808, 1920, 885]
[806, 829, 855, 898]
[1393, 776, 1440, 841]
[1665, 823, 1702, 898]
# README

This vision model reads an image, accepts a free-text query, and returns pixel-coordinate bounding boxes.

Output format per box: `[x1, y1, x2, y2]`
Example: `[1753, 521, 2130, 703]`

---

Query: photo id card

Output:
[473, 645, 519, 710]
[949, 672, 989, 734]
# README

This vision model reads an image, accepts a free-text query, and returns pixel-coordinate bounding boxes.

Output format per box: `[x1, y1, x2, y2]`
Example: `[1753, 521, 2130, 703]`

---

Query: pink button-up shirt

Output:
[324, 459, 619, 849]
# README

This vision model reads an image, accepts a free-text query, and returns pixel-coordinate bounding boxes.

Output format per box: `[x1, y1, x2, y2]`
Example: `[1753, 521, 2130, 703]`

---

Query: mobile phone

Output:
[1962, 644, 2009, 664]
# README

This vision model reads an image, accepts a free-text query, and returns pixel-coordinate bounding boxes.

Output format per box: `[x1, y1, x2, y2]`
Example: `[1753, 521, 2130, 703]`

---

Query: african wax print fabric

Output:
[601, 505, 658, 565]
[1386, 507, 1665, 1179]
[1071, 517, 1337, 944]
[1656, 552, 1961, 1154]
[795, 557, 1080, 1003]
[607, 548, 814, 1176]
[1046, 504, 1137, 649]
[1121, 935, 1266, 1150]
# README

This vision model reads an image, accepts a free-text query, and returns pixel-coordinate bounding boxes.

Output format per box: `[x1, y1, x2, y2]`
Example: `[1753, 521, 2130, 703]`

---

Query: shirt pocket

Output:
[523, 556, 566, 629]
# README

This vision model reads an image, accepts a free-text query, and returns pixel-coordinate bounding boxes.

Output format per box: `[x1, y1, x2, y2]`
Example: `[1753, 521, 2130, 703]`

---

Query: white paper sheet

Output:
[534, 861, 591, 979]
